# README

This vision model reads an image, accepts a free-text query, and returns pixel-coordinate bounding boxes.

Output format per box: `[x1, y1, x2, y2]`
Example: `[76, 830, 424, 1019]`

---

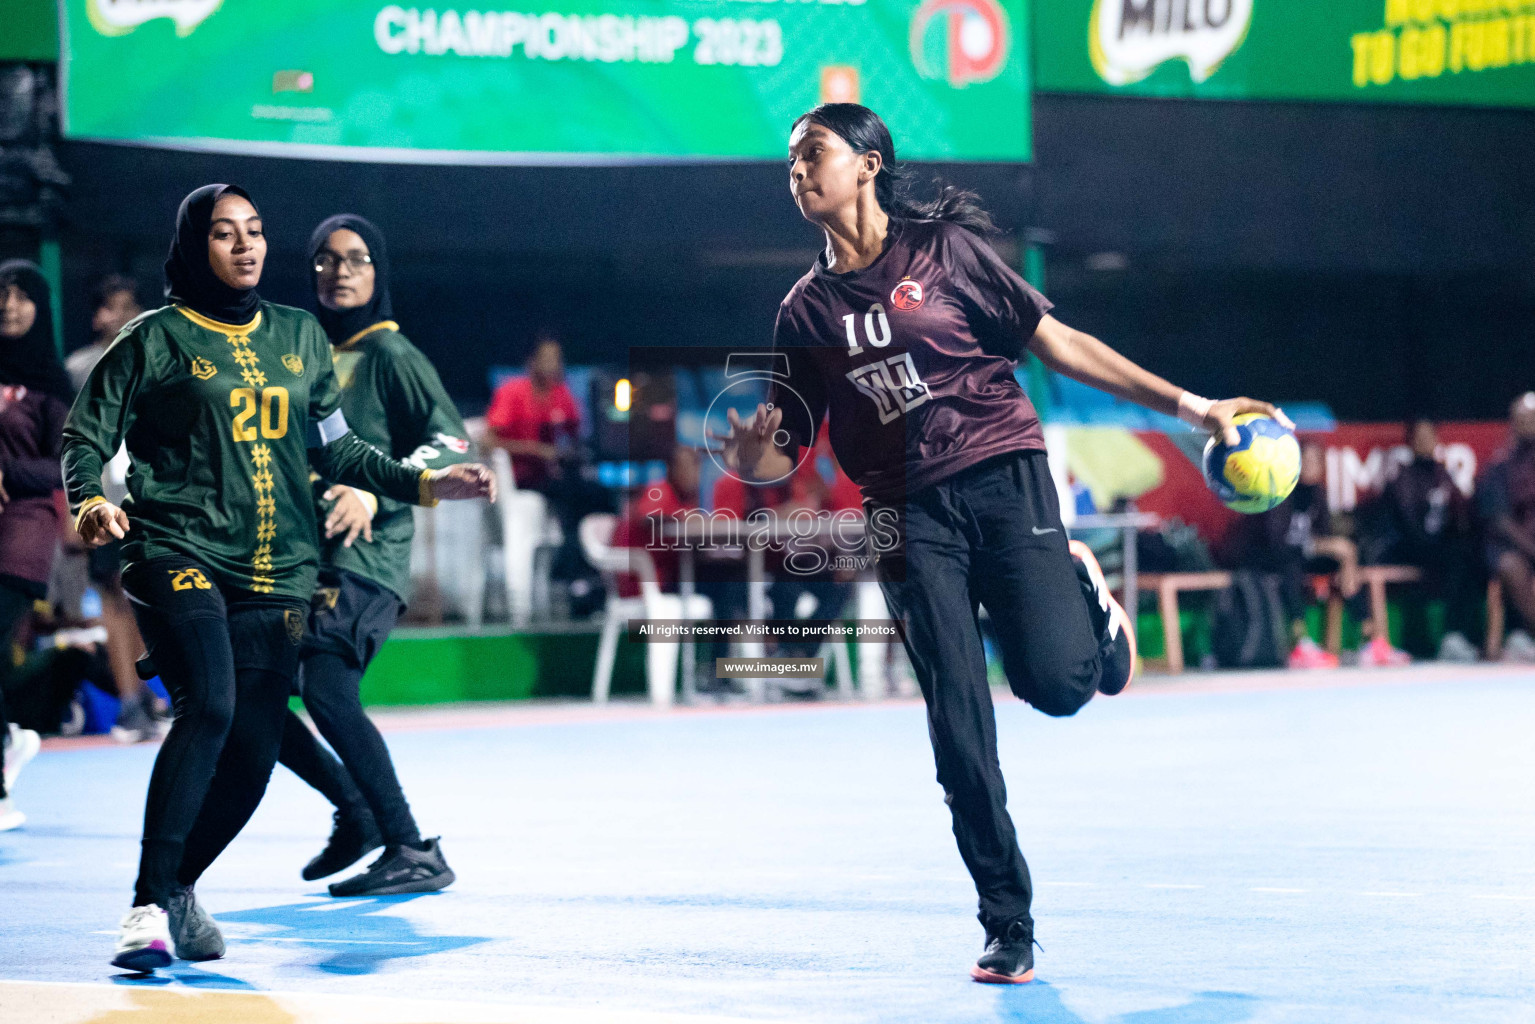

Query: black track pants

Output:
[872, 452, 1102, 935]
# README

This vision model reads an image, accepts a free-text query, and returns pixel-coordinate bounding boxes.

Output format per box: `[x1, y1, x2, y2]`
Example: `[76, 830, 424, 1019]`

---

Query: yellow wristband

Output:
[72, 496, 108, 533]
[418, 470, 439, 508]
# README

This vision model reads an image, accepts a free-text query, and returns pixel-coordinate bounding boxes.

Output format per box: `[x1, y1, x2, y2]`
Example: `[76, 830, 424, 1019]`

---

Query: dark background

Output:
[40, 94, 1535, 421]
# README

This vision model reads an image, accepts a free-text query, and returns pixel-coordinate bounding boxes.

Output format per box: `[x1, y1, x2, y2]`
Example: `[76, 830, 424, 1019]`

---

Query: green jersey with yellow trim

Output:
[62, 303, 431, 600]
[318, 322, 469, 600]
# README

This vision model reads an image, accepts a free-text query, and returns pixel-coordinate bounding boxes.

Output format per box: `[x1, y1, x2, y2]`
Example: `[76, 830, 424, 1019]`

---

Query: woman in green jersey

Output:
[63, 184, 494, 973]
[274, 213, 469, 897]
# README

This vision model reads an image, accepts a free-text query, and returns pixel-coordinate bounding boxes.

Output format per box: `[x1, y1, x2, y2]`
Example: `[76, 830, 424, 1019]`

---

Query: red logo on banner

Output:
[910, 0, 1010, 88]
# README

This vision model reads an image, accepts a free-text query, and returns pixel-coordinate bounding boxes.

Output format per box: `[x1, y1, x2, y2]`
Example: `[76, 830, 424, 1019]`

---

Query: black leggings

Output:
[277, 568, 420, 847]
[874, 452, 1103, 936]
[278, 652, 421, 847]
[123, 557, 304, 908]
[0, 579, 38, 799]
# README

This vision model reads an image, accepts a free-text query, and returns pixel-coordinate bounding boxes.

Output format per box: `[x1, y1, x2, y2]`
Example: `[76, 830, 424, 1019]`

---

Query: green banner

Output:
[1035, 0, 1535, 107]
[60, 0, 1031, 162]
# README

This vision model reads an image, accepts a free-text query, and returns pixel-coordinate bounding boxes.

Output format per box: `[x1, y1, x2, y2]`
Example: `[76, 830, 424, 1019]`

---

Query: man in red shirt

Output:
[485, 336, 582, 491]
[486, 336, 610, 605]
[611, 446, 701, 597]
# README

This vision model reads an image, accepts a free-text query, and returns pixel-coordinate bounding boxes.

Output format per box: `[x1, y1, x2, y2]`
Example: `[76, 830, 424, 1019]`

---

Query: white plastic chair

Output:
[580, 513, 711, 708]
[488, 447, 563, 627]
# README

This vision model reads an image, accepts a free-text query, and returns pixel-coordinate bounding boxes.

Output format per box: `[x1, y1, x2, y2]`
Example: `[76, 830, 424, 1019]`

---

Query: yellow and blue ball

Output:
[1202, 413, 1301, 513]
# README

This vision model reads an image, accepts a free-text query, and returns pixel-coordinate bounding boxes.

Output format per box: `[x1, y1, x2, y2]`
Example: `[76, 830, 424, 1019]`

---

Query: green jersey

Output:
[62, 303, 432, 600]
[318, 321, 469, 600]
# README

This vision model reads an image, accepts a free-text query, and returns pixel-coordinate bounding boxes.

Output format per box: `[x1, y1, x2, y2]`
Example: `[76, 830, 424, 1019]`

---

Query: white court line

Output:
[1251, 887, 1309, 893]
[1357, 891, 1422, 898]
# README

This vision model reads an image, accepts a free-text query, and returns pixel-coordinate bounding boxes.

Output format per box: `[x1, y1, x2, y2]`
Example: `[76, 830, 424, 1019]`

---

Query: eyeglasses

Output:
[314, 252, 373, 274]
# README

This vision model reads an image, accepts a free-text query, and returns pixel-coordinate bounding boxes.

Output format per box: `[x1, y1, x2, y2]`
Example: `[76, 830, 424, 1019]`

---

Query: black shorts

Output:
[87, 539, 126, 587]
[122, 555, 307, 679]
[304, 567, 403, 671]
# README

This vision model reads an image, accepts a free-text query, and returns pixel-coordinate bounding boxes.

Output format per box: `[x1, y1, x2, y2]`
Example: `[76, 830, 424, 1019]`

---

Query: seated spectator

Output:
[1232, 440, 1405, 668]
[58, 273, 162, 741]
[1477, 393, 1535, 662]
[64, 273, 141, 391]
[486, 335, 582, 490]
[713, 448, 855, 691]
[5, 601, 114, 737]
[1356, 419, 1481, 662]
[486, 335, 611, 613]
[611, 445, 702, 597]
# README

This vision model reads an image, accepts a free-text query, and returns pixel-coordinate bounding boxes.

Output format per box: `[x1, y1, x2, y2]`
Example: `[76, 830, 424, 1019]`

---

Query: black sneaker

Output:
[328, 838, 455, 897]
[1069, 540, 1137, 696]
[302, 809, 384, 881]
[971, 919, 1036, 984]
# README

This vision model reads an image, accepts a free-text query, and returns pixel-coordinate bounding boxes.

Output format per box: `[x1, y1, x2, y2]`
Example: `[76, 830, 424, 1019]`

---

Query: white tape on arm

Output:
[1177, 392, 1215, 430]
[316, 409, 350, 445]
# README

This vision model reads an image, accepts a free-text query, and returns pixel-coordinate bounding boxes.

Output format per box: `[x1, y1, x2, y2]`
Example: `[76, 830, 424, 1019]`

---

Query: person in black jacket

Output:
[1358, 420, 1480, 661]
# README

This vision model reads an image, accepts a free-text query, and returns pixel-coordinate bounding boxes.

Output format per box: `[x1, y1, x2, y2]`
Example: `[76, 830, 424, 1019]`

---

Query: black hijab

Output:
[0, 259, 73, 400]
[164, 183, 262, 326]
[308, 214, 393, 345]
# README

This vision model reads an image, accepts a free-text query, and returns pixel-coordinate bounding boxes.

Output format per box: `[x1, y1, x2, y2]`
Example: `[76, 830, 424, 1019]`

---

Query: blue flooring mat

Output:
[2, 672, 1532, 1023]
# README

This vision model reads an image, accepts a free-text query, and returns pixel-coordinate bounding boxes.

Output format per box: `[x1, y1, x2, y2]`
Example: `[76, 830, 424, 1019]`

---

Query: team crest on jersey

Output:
[282, 354, 304, 376]
[891, 278, 924, 311]
[436, 433, 470, 454]
[189, 357, 218, 381]
[284, 608, 306, 646]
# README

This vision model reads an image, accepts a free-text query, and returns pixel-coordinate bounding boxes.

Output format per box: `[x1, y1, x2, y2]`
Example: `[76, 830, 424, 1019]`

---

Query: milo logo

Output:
[87, 0, 223, 37]
[1089, 0, 1253, 85]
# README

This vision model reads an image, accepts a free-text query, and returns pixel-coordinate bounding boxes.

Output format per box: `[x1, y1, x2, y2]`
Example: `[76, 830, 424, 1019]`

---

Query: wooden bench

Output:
[1486, 579, 1505, 660]
[1141, 571, 1345, 674]
[1354, 565, 1422, 642]
[1140, 572, 1230, 674]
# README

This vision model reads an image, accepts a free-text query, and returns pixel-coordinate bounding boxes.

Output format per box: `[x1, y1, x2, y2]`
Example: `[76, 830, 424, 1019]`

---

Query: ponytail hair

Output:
[792, 103, 996, 236]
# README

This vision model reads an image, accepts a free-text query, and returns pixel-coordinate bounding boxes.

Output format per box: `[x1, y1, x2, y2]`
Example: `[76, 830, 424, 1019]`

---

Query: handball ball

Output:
[1202, 413, 1301, 513]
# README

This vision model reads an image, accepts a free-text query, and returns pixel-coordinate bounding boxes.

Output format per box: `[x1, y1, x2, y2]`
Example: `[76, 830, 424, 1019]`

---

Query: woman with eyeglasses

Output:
[63, 185, 495, 972]
[273, 214, 470, 897]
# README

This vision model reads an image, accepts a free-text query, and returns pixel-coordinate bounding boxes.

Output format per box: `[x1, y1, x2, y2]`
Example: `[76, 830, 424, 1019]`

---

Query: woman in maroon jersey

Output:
[0, 260, 72, 831]
[721, 104, 1289, 984]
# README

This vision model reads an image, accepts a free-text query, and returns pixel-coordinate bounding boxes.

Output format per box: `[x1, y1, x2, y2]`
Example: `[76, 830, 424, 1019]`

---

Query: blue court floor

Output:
[1, 666, 1532, 1024]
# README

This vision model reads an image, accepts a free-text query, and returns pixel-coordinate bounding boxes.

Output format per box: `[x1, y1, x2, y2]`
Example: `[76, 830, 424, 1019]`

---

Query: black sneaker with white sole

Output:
[328, 837, 455, 897]
[1069, 540, 1137, 696]
[971, 919, 1036, 984]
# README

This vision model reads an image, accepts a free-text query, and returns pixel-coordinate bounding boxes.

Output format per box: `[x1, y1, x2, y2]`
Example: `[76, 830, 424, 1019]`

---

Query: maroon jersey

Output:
[771, 218, 1051, 503]
[0, 385, 66, 588]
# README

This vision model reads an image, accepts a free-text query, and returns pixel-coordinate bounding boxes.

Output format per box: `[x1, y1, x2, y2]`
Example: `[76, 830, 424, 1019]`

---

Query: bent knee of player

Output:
[1010, 659, 1097, 718]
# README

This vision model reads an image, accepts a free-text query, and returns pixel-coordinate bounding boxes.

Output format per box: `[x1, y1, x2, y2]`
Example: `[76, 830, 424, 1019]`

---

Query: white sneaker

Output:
[111, 904, 173, 973]
[0, 796, 24, 831]
[1438, 631, 1479, 664]
[3, 725, 40, 793]
[1501, 629, 1535, 664]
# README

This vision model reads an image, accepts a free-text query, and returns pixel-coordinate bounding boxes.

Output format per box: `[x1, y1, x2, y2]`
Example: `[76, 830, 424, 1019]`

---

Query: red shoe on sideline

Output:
[1287, 637, 1339, 670]
[1358, 635, 1410, 668]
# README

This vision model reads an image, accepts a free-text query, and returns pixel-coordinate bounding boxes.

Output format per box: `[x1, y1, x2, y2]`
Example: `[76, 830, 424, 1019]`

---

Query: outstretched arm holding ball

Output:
[1027, 315, 1293, 444]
